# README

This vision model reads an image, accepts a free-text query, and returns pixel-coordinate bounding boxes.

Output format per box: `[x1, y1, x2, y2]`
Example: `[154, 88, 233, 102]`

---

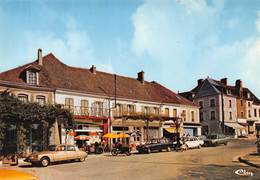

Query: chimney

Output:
[90, 65, 96, 74]
[38, 48, 43, 66]
[220, 78, 227, 85]
[197, 79, 203, 86]
[235, 79, 243, 97]
[235, 79, 243, 89]
[137, 71, 144, 84]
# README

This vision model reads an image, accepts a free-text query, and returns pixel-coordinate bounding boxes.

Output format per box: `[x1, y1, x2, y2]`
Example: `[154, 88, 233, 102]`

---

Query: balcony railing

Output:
[113, 110, 160, 118]
[62, 105, 109, 117]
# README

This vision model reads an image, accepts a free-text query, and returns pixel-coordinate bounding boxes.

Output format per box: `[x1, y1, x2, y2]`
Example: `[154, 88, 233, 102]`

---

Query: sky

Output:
[0, 0, 260, 97]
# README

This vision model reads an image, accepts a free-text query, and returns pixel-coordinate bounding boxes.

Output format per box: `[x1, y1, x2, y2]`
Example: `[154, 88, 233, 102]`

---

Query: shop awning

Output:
[164, 127, 184, 134]
[224, 122, 245, 129]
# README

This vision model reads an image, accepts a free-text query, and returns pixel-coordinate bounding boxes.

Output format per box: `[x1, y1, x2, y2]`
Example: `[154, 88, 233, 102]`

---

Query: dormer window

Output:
[26, 70, 38, 85]
[247, 92, 251, 99]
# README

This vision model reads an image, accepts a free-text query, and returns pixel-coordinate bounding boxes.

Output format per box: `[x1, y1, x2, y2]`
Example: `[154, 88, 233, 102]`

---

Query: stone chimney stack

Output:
[197, 79, 203, 86]
[220, 78, 227, 86]
[235, 79, 243, 89]
[235, 79, 243, 97]
[138, 71, 144, 84]
[90, 65, 96, 74]
[38, 48, 43, 66]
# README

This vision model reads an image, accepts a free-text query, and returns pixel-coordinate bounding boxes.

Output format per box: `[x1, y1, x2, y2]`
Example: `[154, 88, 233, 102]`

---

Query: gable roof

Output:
[0, 53, 197, 107]
[180, 77, 260, 105]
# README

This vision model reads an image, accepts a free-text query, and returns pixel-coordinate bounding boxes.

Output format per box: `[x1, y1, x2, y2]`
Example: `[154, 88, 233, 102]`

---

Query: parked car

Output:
[204, 134, 229, 146]
[182, 137, 204, 150]
[24, 144, 88, 167]
[136, 138, 174, 154]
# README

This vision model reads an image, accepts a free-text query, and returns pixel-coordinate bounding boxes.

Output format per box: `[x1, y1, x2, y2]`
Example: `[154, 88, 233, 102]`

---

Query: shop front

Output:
[183, 123, 201, 137]
[111, 119, 162, 146]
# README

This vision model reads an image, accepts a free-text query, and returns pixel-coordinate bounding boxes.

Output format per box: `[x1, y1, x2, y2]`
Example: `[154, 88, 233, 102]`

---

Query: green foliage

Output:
[0, 90, 73, 153]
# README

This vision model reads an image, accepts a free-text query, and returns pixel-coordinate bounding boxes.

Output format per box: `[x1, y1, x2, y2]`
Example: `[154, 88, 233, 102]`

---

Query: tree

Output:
[0, 90, 73, 155]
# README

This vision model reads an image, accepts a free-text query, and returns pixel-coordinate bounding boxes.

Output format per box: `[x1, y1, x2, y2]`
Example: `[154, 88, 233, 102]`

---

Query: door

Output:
[66, 145, 78, 160]
[54, 145, 67, 161]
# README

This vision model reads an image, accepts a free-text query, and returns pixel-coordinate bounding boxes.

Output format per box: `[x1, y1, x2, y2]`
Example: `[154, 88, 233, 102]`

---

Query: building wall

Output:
[55, 89, 200, 143]
[0, 86, 54, 104]
[222, 95, 237, 123]
[237, 98, 247, 119]
[195, 94, 237, 134]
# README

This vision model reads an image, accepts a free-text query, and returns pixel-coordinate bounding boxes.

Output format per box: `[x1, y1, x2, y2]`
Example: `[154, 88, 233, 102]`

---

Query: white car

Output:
[183, 137, 204, 150]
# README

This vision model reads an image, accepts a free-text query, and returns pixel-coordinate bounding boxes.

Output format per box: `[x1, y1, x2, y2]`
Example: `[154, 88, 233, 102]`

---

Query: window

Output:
[182, 110, 186, 121]
[127, 105, 135, 114]
[36, 95, 46, 105]
[247, 93, 251, 99]
[248, 110, 251, 118]
[229, 100, 232, 108]
[144, 107, 149, 115]
[248, 102, 251, 107]
[191, 111, 195, 122]
[173, 109, 177, 117]
[210, 111, 215, 120]
[67, 145, 76, 151]
[199, 112, 203, 122]
[18, 94, 29, 103]
[116, 104, 122, 116]
[65, 98, 74, 112]
[164, 108, 169, 117]
[241, 100, 243, 106]
[199, 101, 203, 108]
[254, 109, 257, 117]
[229, 112, 232, 120]
[94, 101, 104, 116]
[154, 107, 159, 115]
[81, 100, 88, 115]
[27, 70, 37, 85]
[241, 112, 244, 118]
[210, 99, 215, 107]
[57, 145, 66, 151]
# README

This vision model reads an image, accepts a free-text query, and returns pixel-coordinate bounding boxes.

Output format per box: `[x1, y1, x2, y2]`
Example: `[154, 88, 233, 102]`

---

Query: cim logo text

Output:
[235, 169, 253, 177]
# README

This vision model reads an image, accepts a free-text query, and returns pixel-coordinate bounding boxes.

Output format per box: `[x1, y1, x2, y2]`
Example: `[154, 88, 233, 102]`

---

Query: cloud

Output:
[131, 0, 260, 96]
[22, 16, 95, 68]
[256, 11, 260, 33]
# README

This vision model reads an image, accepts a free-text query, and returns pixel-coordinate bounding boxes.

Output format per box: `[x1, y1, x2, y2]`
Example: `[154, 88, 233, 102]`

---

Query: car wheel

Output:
[111, 149, 118, 156]
[79, 157, 86, 162]
[198, 145, 201, 149]
[40, 157, 50, 167]
[224, 142, 228, 146]
[167, 147, 171, 152]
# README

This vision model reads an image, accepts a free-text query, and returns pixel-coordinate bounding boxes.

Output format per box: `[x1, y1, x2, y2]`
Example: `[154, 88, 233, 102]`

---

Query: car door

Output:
[54, 145, 67, 161]
[66, 145, 78, 160]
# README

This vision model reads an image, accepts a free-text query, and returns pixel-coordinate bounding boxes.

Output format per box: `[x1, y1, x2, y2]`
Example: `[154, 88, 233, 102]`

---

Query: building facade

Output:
[0, 49, 201, 149]
[180, 77, 260, 137]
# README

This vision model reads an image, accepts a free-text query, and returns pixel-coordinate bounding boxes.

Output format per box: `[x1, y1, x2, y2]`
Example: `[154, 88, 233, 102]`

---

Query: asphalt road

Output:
[1, 138, 260, 180]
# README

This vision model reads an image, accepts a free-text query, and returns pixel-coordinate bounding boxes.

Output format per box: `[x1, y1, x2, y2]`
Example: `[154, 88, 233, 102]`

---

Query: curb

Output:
[238, 157, 260, 169]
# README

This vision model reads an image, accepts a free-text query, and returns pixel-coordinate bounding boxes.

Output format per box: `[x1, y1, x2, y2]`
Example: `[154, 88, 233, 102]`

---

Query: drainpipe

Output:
[221, 88, 225, 134]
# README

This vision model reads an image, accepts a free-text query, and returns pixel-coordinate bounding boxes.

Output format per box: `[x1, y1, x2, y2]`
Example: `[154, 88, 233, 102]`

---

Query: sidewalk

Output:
[239, 153, 260, 168]
[0, 158, 26, 167]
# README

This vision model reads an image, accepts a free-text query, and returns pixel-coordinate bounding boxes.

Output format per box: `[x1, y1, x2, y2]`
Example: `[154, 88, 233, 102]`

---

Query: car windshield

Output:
[48, 145, 57, 151]
[207, 135, 217, 139]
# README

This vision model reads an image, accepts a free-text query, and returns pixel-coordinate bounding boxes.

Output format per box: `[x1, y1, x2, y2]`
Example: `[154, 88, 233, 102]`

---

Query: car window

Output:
[67, 146, 76, 151]
[57, 145, 66, 151]
[207, 135, 217, 139]
[48, 145, 57, 151]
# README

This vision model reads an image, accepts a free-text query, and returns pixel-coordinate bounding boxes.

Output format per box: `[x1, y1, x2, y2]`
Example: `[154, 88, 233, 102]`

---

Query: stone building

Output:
[1, 49, 201, 148]
[180, 77, 260, 136]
